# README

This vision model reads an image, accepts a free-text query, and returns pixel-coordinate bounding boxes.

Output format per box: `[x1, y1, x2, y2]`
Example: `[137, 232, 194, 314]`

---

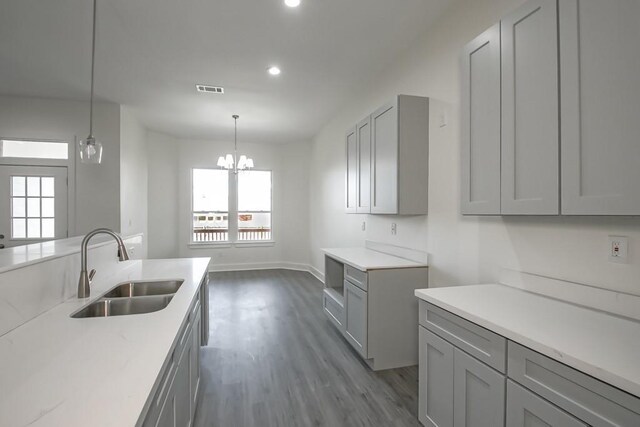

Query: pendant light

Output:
[78, 0, 103, 164]
[217, 115, 254, 174]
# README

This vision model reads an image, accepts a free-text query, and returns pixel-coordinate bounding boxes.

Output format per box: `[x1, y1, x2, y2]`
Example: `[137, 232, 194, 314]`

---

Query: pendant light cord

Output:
[89, 0, 97, 138]
[233, 114, 239, 173]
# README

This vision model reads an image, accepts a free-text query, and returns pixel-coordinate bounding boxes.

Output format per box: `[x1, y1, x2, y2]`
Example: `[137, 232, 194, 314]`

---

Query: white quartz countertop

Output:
[415, 284, 640, 398]
[0, 257, 210, 427]
[322, 247, 427, 271]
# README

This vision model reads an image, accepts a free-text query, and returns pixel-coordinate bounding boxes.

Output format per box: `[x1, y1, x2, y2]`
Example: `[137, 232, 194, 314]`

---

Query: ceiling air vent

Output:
[195, 84, 224, 94]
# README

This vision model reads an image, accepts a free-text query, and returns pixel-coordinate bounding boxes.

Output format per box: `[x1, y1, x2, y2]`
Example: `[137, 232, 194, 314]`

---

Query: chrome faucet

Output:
[77, 228, 130, 298]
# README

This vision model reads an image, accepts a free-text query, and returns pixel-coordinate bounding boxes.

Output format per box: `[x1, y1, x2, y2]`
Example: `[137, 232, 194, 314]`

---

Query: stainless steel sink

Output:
[71, 295, 174, 318]
[102, 280, 184, 298]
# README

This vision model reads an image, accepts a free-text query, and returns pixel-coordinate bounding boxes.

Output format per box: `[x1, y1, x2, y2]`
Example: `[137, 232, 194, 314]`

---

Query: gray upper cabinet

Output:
[463, 0, 640, 216]
[371, 102, 399, 214]
[345, 127, 358, 213]
[346, 95, 429, 215]
[356, 117, 371, 213]
[501, 0, 559, 215]
[371, 95, 429, 215]
[460, 23, 501, 215]
[560, 0, 640, 215]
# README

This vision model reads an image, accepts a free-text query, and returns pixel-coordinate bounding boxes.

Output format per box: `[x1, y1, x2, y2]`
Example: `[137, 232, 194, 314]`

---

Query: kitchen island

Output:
[0, 257, 210, 427]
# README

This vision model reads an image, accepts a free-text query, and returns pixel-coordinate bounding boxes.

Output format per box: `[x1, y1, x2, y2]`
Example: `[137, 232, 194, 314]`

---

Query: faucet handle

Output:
[89, 269, 96, 282]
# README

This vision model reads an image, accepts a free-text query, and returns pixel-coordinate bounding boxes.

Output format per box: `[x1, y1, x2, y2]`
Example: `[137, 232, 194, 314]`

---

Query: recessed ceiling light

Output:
[284, 0, 300, 7]
[268, 66, 281, 76]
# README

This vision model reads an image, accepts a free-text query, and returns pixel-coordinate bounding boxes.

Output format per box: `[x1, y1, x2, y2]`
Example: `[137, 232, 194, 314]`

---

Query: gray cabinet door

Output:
[345, 126, 358, 213]
[501, 0, 559, 215]
[419, 327, 454, 427]
[506, 380, 587, 427]
[453, 348, 505, 427]
[174, 337, 191, 427]
[156, 386, 176, 427]
[344, 280, 368, 358]
[461, 23, 501, 215]
[190, 314, 201, 419]
[560, 0, 640, 215]
[371, 102, 398, 214]
[356, 116, 371, 213]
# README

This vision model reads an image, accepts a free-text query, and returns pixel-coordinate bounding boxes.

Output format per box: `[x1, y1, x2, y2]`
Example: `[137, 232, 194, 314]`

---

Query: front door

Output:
[0, 165, 68, 249]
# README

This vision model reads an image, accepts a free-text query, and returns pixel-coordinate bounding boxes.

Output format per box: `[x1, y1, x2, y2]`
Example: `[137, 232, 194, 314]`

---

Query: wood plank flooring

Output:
[193, 269, 420, 427]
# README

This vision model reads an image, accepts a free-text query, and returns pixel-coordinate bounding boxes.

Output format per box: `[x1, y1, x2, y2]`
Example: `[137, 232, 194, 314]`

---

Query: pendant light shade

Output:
[79, 0, 103, 164]
[79, 136, 103, 164]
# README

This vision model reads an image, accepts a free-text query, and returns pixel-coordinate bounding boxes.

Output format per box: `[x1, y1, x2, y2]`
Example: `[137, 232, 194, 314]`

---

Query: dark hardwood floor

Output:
[193, 269, 420, 427]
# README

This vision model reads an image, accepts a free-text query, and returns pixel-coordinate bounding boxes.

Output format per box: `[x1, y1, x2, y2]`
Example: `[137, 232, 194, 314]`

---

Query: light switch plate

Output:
[608, 235, 628, 264]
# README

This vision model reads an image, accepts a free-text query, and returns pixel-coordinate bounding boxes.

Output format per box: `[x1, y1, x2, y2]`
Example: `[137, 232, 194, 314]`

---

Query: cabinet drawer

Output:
[323, 289, 344, 332]
[419, 301, 506, 372]
[344, 264, 367, 291]
[507, 380, 586, 427]
[508, 341, 640, 427]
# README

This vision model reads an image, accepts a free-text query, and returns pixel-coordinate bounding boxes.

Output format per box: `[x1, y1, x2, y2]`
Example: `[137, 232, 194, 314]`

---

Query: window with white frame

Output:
[11, 176, 56, 239]
[191, 169, 272, 243]
[192, 169, 229, 242]
[237, 170, 272, 241]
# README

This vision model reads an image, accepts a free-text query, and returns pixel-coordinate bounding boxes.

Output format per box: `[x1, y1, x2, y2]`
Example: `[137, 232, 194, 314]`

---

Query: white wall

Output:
[309, 0, 640, 296]
[146, 133, 312, 269]
[147, 131, 180, 259]
[0, 95, 121, 235]
[120, 106, 148, 257]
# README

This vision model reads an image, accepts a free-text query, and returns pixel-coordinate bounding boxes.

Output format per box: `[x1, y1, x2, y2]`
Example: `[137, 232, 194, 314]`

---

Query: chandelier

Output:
[217, 115, 254, 174]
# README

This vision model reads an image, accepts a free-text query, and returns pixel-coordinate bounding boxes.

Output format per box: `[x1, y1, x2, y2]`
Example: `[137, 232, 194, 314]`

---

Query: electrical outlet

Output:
[608, 235, 628, 264]
[361, 221, 366, 231]
[439, 110, 448, 128]
[391, 223, 397, 235]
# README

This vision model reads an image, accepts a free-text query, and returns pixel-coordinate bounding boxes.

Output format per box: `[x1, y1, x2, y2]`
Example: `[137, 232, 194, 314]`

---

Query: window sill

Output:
[188, 240, 275, 249]
[188, 242, 233, 249]
[234, 240, 276, 248]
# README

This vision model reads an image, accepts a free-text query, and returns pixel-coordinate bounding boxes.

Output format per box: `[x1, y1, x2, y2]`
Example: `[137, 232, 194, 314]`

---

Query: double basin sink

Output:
[71, 280, 184, 318]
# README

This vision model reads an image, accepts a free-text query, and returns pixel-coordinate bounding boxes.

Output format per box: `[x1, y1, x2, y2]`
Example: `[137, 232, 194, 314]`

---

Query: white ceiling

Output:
[0, 0, 452, 143]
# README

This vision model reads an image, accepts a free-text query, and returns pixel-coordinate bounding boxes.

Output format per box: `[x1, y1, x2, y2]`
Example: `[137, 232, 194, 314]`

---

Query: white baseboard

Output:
[209, 262, 324, 284]
[308, 265, 325, 284]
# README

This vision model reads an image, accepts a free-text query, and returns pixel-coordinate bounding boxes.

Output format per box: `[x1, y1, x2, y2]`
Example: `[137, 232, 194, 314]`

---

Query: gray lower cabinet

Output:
[453, 349, 505, 427]
[156, 390, 175, 427]
[343, 280, 367, 358]
[142, 283, 205, 427]
[174, 336, 191, 427]
[190, 312, 201, 418]
[506, 380, 586, 427]
[418, 326, 505, 427]
[418, 328, 454, 427]
[418, 301, 640, 427]
[323, 254, 428, 370]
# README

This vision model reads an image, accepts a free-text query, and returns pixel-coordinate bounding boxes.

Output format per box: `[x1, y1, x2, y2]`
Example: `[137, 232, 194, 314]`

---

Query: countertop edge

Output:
[322, 247, 428, 271]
